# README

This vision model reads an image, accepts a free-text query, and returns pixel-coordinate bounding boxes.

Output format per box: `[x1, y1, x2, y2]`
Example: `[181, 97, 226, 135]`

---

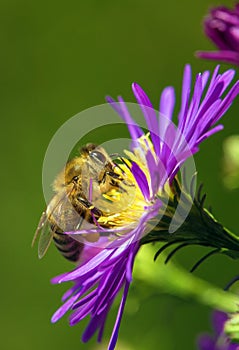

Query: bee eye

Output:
[72, 176, 79, 183]
[90, 151, 106, 164]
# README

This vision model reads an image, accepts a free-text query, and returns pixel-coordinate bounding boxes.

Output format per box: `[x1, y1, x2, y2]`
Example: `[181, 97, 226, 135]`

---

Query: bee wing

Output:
[32, 211, 53, 259]
[33, 189, 75, 258]
[32, 211, 47, 247]
[38, 222, 53, 259]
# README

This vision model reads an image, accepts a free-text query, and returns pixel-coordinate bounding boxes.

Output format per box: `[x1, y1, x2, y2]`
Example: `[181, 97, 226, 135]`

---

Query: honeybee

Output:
[33, 143, 128, 262]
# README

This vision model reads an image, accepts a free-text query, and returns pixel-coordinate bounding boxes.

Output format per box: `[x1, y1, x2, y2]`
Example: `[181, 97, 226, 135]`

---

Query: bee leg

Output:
[106, 171, 122, 179]
[77, 196, 103, 218]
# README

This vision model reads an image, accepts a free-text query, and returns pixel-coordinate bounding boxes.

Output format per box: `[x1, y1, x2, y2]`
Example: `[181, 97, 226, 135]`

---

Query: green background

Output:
[2, 0, 239, 349]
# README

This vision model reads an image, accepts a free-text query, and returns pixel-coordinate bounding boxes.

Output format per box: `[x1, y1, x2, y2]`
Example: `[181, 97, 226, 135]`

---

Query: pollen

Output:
[95, 148, 154, 230]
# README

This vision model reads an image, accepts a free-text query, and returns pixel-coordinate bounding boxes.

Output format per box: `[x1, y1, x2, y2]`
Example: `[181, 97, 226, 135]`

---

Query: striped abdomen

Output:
[52, 229, 84, 262]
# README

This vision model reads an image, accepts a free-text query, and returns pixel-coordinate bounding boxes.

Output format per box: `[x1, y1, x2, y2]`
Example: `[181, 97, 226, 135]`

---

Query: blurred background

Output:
[2, 0, 239, 349]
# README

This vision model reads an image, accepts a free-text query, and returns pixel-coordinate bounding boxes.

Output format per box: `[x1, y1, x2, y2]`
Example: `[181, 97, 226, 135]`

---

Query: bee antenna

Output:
[190, 248, 220, 273]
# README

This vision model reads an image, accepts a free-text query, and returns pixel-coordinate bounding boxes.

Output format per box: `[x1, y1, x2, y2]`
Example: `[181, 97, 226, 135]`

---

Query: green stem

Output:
[134, 245, 239, 313]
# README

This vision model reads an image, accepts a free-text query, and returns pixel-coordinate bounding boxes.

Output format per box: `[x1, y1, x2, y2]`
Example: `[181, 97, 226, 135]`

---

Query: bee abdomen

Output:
[53, 231, 84, 262]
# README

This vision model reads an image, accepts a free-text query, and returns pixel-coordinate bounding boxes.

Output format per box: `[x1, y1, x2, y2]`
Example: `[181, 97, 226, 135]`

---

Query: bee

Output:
[33, 143, 128, 262]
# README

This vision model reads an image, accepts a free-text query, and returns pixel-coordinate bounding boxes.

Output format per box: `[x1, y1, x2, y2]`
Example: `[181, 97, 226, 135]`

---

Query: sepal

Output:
[141, 178, 239, 264]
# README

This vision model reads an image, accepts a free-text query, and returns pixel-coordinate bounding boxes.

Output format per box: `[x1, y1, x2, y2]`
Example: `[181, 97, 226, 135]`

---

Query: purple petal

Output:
[159, 86, 175, 121]
[212, 310, 228, 335]
[201, 70, 210, 90]
[106, 95, 124, 116]
[206, 65, 220, 93]
[188, 100, 222, 144]
[51, 292, 80, 323]
[81, 271, 103, 290]
[196, 81, 224, 119]
[95, 269, 126, 316]
[178, 64, 191, 127]
[72, 298, 99, 328]
[220, 69, 235, 94]
[72, 289, 97, 310]
[108, 281, 130, 350]
[132, 83, 161, 158]
[204, 17, 230, 51]
[61, 284, 81, 302]
[106, 95, 144, 142]
[131, 161, 150, 200]
[51, 270, 76, 284]
[196, 125, 224, 145]
[197, 334, 216, 350]
[145, 150, 160, 194]
[59, 249, 114, 282]
[183, 73, 203, 132]
[97, 309, 109, 342]
[196, 50, 239, 65]
[126, 244, 139, 282]
[118, 96, 144, 142]
[212, 81, 239, 123]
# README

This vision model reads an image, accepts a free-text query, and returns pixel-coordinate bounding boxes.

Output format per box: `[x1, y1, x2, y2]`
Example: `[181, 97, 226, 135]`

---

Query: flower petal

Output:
[108, 281, 130, 350]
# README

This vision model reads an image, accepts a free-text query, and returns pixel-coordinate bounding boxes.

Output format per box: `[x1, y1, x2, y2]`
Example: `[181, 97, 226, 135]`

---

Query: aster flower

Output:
[197, 4, 239, 65]
[197, 311, 239, 350]
[51, 65, 239, 350]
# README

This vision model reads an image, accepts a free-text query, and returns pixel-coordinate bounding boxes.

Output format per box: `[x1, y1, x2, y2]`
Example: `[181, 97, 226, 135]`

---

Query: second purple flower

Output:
[197, 4, 239, 65]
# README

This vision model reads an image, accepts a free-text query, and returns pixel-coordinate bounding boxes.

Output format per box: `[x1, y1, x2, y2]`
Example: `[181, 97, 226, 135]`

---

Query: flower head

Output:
[197, 4, 239, 65]
[198, 311, 239, 350]
[51, 65, 239, 349]
[108, 65, 239, 188]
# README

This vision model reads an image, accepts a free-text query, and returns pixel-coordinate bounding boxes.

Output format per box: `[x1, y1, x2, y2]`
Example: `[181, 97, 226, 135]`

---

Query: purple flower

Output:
[51, 242, 140, 349]
[51, 65, 239, 350]
[107, 65, 239, 188]
[197, 4, 239, 65]
[198, 311, 239, 350]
